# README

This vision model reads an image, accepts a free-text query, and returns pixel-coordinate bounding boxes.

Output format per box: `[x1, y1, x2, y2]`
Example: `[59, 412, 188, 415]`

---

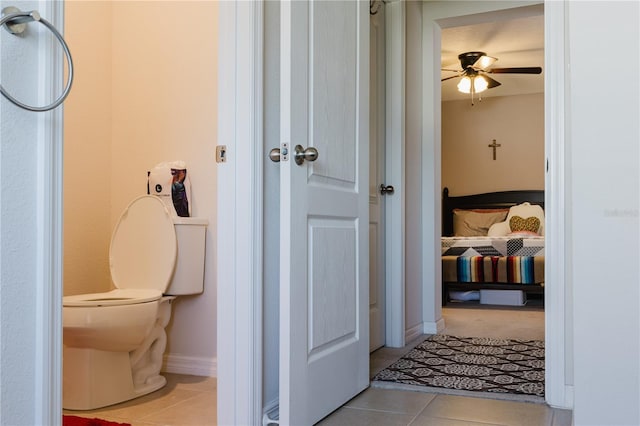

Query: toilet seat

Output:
[64, 195, 177, 308]
[63, 289, 162, 307]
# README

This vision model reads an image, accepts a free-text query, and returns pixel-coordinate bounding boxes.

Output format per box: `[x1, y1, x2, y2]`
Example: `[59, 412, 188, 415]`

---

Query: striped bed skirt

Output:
[443, 255, 544, 284]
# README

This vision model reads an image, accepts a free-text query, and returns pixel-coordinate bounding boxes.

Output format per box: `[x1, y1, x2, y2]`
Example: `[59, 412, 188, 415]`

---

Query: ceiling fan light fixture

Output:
[457, 75, 488, 94]
[457, 76, 472, 93]
[474, 75, 489, 92]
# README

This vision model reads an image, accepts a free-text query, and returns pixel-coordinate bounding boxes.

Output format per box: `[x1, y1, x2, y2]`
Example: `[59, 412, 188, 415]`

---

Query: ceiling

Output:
[441, 12, 544, 102]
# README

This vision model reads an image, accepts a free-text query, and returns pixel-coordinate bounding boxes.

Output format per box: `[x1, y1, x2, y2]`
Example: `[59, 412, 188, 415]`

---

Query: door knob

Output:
[294, 145, 318, 165]
[269, 148, 281, 163]
[379, 184, 394, 195]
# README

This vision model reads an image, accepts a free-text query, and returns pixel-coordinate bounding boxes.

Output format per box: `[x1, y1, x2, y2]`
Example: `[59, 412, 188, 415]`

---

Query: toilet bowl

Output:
[62, 195, 207, 410]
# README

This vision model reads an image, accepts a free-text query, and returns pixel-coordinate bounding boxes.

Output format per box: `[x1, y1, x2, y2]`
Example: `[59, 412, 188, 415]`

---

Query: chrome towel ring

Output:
[1, 6, 73, 112]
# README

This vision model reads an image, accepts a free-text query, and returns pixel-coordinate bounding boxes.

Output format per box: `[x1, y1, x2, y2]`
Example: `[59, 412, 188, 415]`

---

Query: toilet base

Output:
[63, 297, 176, 411]
[63, 346, 168, 410]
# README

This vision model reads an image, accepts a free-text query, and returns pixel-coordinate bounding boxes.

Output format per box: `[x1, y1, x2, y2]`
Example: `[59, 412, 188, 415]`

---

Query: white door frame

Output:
[32, 0, 65, 424]
[216, 2, 265, 425]
[542, 0, 571, 409]
[0, 0, 67, 422]
[384, 0, 407, 348]
[419, 0, 570, 409]
[36, 4, 65, 420]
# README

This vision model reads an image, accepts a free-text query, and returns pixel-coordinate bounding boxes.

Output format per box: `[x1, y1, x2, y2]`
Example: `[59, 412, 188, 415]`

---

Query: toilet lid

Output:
[109, 195, 177, 292]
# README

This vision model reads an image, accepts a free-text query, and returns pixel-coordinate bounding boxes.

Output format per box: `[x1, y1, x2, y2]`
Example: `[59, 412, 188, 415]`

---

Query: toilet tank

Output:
[166, 217, 208, 295]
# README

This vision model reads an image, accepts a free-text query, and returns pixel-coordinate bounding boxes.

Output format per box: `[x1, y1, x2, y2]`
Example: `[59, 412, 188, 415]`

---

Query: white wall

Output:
[0, 1, 41, 423]
[442, 93, 544, 196]
[568, 2, 639, 424]
[64, 1, 219, 374]
[1, 0, 66, 422]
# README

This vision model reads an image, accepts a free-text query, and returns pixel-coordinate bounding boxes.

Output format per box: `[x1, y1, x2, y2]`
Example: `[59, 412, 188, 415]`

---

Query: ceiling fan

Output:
[442, 51, 542, 103]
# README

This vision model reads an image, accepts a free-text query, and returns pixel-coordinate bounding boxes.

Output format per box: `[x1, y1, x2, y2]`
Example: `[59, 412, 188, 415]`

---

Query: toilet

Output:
[62, 195, 207, 410]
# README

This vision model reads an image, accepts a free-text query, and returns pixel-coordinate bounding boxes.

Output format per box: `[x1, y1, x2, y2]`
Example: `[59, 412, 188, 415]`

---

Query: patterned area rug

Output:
[372, 335, 545, 403]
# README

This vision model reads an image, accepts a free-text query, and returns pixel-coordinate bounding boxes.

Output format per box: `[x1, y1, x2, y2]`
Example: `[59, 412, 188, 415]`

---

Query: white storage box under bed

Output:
[479, 289, 527, 306]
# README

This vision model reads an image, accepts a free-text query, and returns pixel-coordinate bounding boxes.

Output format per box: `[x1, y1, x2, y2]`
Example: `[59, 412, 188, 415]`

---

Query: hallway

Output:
[318, 304, 568, 425]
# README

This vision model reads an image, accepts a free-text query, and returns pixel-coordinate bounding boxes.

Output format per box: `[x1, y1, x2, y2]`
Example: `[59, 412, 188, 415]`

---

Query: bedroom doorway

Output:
[439, 6, 545, 341]
[420, 0, 569, 409]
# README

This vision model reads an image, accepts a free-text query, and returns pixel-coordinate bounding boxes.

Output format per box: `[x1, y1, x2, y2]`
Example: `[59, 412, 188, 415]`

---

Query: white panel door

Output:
[369, 6, 386, 352]
[279, 1, 369, 424]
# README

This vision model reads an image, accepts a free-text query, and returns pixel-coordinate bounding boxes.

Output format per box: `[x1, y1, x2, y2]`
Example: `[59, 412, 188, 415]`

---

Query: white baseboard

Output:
[546, 384, 574, 410]
[564, 385, 574, 409]
[405, 323, 424, 343]
[422, 318, 445, 335]
[162, 353, 217, 377]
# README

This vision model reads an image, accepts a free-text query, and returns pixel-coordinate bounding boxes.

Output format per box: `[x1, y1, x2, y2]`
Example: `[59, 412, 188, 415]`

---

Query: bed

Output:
[442, 187, 545, 306]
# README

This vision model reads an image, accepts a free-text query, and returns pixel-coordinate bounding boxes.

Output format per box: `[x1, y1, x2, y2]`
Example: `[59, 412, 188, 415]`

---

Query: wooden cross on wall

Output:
[488, 139, 501, 160]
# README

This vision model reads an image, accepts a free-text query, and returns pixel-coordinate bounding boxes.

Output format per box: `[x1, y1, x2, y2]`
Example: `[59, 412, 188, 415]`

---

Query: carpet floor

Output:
[371, 334, 545, 403]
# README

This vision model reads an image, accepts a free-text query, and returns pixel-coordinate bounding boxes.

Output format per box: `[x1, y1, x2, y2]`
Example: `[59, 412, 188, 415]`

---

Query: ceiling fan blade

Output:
[441, 75, 460, 82]
[483, 75, 502, 89]
[472, 55, 497, 70]
[441, 68, 461, 72]
[488, 67, 542, 74]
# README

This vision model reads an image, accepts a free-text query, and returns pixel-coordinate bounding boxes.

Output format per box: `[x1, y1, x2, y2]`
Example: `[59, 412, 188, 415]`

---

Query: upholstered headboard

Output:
[442, 187, 545, 237]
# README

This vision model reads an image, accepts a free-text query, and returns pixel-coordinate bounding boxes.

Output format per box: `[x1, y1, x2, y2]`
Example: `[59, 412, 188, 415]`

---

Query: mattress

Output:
[442, 236, 545, 284]
[442, 236, 544, 257]
[443, 255, 545, 284]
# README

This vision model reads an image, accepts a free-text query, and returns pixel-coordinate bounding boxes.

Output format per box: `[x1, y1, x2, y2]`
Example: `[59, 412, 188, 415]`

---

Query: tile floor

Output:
[318, 388, 572, 426]
[64, 305, 572, 426]
[63, 373, 217, 426]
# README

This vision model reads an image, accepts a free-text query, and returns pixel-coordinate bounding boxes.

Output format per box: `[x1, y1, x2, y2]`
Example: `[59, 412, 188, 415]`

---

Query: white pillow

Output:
[488, 220, 511, 237]
[506, 202, 545, 235]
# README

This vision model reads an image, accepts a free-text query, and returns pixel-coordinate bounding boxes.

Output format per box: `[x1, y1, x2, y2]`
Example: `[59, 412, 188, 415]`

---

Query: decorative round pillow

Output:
[509, 215, 540, 234]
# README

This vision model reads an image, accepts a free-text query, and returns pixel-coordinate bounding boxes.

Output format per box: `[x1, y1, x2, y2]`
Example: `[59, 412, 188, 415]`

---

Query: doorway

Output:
[439, 9, 545, 340]
[418, 0, 568, 409]
[368, 0, 546, 387]
[62, 1, 219, 422]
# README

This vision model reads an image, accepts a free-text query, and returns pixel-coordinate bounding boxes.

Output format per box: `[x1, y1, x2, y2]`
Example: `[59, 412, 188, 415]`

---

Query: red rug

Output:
[63, 415, 131, 426]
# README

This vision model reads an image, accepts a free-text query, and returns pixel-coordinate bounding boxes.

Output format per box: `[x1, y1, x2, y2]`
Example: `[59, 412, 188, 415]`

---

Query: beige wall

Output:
[441, 93, 544, 196]
[110, 1, 218, 362]
[64, 1, 113, 296]
[64, 1, 218, 369]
